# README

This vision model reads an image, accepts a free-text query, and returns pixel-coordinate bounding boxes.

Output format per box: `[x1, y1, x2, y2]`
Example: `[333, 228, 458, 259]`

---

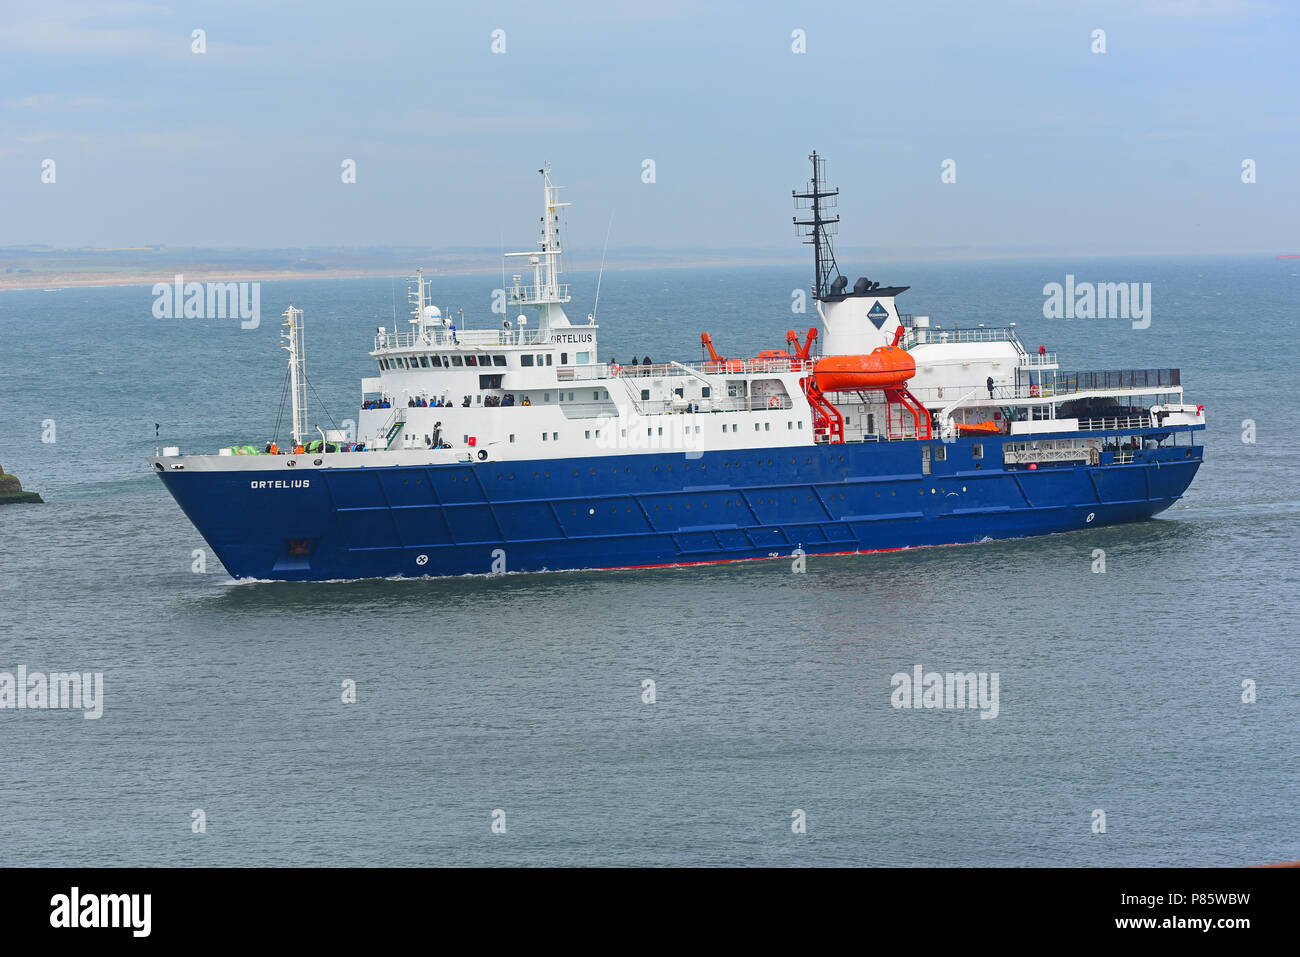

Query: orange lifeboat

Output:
[813, 345, 915, 392]
[956, 420, 1002, 435]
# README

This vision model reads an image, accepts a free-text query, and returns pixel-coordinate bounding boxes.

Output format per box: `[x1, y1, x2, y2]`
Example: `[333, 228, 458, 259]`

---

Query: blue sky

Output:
[1, 0, 1296, 257]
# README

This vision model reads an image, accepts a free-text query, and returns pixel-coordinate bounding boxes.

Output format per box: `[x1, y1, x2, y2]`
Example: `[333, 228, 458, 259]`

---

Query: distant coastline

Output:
[0, 247, 1284, 292]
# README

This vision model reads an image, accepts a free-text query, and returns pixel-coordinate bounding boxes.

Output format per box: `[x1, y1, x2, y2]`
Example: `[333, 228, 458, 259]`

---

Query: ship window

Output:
[593, 391, 600, 401]
[595, 430, 601, 438]
[576, 352, 589, 364]
[466, 355, 477, 366]
[419, 356, 429, 368]
[674, 388, 684, 398]
[755, 424, 760, 431]
[641, 389, 650, 400]
[764, 423, 771, 431]
[545, 354, 553, 366]
[542, 433, 547, 441]
[553, 432, 558, 441]
[972, 443, 983, 459]
[493, 355, 506, 367]
[544, 393, 551, 402]
[479, 355, 491, 366]
[935, 445, 946, 462]
[535, 354, 544, 365]
[788, 422, 793, 430]
[560, 353, 568, 364]
[451, 356, 464, 367]
[509, 434, 515, 443]
[521, 354, 534, 367]
[922, 446, 932, 475]
[585, 430, 591, 439]
[702, 387, 711, 398]
[431, 355, 443, 367]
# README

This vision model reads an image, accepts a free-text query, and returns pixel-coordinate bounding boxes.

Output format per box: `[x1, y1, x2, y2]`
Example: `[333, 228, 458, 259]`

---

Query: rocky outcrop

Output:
[0, 464, 43, 504]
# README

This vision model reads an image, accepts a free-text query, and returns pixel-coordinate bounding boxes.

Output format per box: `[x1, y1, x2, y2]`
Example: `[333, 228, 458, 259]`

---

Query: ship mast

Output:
[282, 304, 308, 446]
[793, 150, 842, 300]
[505, 164, 572, 335]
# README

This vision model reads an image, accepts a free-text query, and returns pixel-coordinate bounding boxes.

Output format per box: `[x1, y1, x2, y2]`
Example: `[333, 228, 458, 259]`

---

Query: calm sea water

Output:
[1, 257, 1297, 866]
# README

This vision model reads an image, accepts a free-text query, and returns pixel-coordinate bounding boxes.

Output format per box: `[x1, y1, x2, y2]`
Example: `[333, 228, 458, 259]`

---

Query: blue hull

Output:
[156, 435, 1203, 580]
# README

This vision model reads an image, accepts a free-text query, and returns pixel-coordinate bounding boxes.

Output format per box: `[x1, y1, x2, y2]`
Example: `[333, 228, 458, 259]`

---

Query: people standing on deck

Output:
[986, 376, 995, 398]
[643, 355, 652, 367]
[631, 357, 638, 367]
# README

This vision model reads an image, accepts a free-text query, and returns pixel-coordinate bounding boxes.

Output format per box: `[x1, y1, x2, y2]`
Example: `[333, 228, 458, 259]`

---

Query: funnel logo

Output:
[867, 301, 889, 329]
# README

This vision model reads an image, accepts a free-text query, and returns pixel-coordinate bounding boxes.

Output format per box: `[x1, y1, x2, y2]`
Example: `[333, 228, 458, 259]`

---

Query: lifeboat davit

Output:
[813, 345, 915, 392]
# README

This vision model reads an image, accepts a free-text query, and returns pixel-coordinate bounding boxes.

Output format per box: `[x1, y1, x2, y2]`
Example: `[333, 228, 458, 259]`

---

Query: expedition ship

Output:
[151, 155, 1204, 580]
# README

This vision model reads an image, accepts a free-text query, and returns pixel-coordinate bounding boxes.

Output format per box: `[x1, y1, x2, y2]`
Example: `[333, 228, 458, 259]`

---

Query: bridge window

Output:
[451, 356, 463, 367]
[432, 355, 443, 367]
[479, 355, 491, 366]
[419, 356, 429, 368]
[521, 355, 533, 367]
[493, 355, 506, 367]
[466, 355, 477, 366]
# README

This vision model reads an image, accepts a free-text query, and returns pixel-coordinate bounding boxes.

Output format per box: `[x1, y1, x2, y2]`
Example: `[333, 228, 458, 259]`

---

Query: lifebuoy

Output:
[768, 396, 780, 408]
[477, 449, 488, 461]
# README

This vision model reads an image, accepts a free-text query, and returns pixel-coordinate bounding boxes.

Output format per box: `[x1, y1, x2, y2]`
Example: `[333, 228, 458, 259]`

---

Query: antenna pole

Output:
[793, 150, 841, 300]
[593, 211, 613, 322]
